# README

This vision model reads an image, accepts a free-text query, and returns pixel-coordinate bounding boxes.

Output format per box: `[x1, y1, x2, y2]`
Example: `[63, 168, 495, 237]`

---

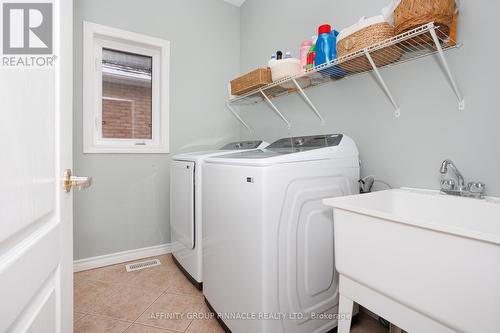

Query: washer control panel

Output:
[267, 134, 343, 151]
[220, 141, 264, 150]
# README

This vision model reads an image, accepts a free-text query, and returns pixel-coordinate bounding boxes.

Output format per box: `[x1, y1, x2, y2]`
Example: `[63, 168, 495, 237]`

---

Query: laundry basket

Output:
[337, 16, 401, 73]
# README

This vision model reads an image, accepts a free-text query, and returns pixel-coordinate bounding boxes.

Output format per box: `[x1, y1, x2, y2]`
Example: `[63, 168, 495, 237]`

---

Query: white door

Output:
[0, 1, 77, 332]
[170, 161, 195, 250]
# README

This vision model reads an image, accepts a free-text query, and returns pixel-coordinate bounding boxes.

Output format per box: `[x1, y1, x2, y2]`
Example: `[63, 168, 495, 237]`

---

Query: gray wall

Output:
[75, 0, 500, 260]
[240, 0, 500, 195]
[74, 0, 241, 260]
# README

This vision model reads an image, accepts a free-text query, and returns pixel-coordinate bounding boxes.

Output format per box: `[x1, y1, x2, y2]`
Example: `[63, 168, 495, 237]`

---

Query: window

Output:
[83, 22, 170, 153]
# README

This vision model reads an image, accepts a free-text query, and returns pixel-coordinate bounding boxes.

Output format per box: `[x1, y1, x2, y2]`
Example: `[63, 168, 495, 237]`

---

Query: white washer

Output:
[170, 140, 268, 289]
[202, 134, 360, 333]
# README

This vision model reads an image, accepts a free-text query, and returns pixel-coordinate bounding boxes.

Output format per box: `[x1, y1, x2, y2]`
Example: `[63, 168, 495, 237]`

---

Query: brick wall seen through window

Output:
[101, 48, 153, 140]
[102, 81, 152, 139]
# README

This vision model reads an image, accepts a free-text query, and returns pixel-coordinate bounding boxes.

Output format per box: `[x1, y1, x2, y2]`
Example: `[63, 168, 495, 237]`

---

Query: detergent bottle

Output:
[314, 24, 339, 66]
[300, 39, 313, 71]
[305, 36, 317, 70]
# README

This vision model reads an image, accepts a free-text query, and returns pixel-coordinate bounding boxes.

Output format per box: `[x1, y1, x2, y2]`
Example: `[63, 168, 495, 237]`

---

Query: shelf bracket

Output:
[429, 28, 465, 111]
[260, 90, 291, 129]
[365, 50, 401, 118]
[225, 102, 252, 132]
[291, 78, 325, 124]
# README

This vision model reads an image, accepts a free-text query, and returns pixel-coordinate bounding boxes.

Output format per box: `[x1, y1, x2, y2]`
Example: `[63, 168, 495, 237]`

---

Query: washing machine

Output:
[170, 140, 268, 289]
[202, 134, 359, 333]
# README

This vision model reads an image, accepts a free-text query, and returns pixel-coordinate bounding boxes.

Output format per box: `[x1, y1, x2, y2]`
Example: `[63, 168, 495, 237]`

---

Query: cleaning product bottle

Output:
[314, 24, 339, 66]
[306, 36, 317, 70]
[268, 54, 277, 67]
[300, 39, 313, 71]
[284, 51, 292, 59]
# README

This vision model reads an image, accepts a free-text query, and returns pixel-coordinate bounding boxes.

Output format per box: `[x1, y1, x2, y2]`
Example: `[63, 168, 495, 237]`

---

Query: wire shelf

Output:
[228, 23, 459, 106]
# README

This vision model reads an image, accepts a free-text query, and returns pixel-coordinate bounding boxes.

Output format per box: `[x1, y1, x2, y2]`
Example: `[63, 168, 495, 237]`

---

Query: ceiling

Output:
[223, 0, 246, 7]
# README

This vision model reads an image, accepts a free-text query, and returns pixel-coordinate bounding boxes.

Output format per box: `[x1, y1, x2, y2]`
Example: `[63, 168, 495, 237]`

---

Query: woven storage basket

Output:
[394, 0, 456, 38]
[230, 68, 272, 96]
[337, 21, 401, 73]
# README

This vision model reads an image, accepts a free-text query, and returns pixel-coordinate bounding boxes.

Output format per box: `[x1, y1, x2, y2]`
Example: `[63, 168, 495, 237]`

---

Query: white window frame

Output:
[83, 21, 170, 154]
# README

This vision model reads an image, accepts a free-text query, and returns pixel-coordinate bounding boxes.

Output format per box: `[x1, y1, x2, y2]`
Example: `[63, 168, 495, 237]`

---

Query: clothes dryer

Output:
[170, 140, 268, 288]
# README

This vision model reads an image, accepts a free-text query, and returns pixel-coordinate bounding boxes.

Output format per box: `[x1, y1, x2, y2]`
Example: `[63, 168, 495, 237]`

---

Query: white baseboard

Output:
[73, 243, 172, 272]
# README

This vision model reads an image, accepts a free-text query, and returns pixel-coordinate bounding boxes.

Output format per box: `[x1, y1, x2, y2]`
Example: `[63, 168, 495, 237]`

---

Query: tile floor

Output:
[74, 254, 388, 333]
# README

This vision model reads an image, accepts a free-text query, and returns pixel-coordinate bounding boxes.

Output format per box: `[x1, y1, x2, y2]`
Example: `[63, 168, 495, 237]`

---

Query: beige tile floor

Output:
[74, 254, 388, 333]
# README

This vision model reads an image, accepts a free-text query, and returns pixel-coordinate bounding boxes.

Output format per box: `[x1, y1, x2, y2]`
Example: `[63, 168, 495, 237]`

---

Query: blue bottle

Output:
[314, 24, 345, 78]
[314, 24, 339, 66]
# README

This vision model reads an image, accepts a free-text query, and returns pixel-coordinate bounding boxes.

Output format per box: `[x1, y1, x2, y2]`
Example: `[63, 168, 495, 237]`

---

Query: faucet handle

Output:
[468, 182, 486, 196]
[441, 178, 456, 191]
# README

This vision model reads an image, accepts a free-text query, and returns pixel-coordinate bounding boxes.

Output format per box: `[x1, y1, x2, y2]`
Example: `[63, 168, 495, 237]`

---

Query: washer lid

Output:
[205, 134, 358, 166]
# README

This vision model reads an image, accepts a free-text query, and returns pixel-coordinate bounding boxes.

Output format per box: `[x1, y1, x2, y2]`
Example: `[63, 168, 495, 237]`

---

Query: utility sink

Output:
[323, 188, 500, 333]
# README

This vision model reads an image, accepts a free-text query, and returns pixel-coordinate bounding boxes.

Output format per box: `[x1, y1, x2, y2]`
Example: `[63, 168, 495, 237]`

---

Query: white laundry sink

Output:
[323, 188, 500, 333]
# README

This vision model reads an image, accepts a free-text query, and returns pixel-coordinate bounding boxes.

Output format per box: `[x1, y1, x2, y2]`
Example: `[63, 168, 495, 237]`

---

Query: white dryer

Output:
[202, 134, 359, 333]
[170, 140, 268, 289]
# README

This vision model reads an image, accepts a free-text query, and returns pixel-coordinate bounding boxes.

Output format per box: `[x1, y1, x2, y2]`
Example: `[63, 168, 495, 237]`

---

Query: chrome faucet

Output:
[439, 159, 485, 199]
[440, 159, 466, 190]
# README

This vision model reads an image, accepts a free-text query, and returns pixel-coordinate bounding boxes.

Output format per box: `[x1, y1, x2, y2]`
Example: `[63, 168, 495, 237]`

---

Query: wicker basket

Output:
[337, 21, 401, 73]
[230, 68, 272, 96]
[394, 0, 456, 38]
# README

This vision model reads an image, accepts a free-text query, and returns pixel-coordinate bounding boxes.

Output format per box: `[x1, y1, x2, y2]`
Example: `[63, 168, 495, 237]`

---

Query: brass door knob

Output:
[63, 169, 92, 192]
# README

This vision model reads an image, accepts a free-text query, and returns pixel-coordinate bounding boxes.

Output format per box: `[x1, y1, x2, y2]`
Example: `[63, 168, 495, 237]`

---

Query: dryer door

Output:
[170, 160, 195, 250]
